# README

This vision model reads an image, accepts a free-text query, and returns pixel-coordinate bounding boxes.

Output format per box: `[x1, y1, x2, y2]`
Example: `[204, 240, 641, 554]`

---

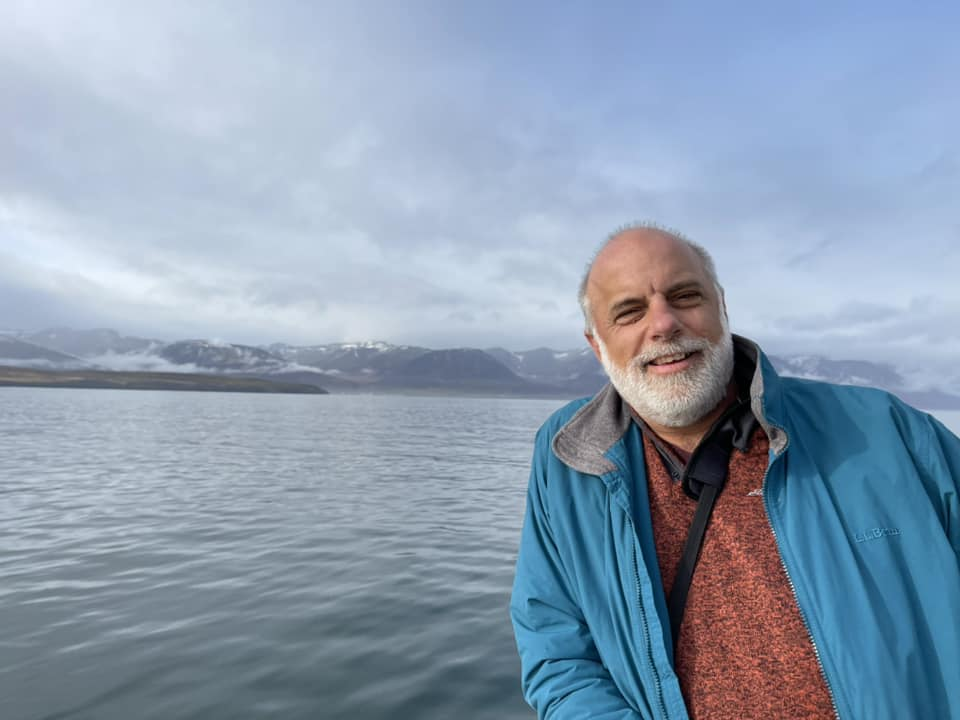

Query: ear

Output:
[585, 331, 603, 364]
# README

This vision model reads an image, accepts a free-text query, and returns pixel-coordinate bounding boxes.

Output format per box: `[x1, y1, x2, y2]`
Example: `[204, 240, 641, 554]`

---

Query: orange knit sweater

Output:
[642, 428, 836, 719]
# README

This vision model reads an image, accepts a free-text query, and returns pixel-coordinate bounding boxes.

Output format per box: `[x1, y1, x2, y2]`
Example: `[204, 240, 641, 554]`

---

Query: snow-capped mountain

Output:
[485, 346, 605, 395]
[2, 328, 958, 407]
[268, 342, 562, 394]
[159, 340, 288, 372]
[267, 341, 430, 375]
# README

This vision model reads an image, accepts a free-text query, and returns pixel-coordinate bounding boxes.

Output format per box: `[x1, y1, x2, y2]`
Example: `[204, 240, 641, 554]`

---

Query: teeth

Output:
[651, 352, 689, 366]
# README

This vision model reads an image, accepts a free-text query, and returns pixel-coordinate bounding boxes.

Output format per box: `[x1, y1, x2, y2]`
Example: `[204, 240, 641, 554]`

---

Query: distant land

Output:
[0, 366, 326, 394]
[1, 327, 958, 409]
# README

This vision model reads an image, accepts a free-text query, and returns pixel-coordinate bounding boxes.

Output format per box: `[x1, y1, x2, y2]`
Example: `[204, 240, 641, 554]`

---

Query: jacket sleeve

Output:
[510, 429, 642, 720]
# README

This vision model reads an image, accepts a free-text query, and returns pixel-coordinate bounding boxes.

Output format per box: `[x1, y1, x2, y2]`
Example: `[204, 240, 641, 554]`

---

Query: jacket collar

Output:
[551, 335, 788, 475]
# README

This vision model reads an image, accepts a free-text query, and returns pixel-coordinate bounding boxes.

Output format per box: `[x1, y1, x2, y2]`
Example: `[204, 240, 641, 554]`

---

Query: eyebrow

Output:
[606, 280, 705, 319]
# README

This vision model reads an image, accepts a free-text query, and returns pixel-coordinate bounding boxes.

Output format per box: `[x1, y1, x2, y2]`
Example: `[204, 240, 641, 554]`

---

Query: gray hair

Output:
[578, 222, 721, 332]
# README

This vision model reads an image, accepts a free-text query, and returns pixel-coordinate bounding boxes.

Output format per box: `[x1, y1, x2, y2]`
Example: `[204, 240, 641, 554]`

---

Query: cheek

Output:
[686, 309, 725, 340]
[613, 330, 648, 362]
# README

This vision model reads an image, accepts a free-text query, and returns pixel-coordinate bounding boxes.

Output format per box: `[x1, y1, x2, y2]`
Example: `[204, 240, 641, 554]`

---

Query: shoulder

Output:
[778, 376, 937, 449]
[527, 395, 600, 492]
[534, 395, 595, 445]
[779, 375, 914, 413]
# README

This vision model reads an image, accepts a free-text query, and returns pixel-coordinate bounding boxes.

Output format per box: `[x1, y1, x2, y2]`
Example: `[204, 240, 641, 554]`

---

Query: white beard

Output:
[596, 319, 735, 428]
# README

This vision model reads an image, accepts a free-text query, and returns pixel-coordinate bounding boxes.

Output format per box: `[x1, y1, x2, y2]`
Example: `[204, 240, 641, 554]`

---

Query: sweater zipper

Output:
[625, 512, 669, 720]
[761, 431, 841, 720]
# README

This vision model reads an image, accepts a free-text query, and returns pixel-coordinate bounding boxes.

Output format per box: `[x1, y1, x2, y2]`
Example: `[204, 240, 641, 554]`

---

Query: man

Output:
[510, 224, 960, 719]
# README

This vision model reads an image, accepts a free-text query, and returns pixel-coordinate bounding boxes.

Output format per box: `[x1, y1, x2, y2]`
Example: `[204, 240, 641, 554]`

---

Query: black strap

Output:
[667, 484, 720, 648]
[666, 423, 736, 649]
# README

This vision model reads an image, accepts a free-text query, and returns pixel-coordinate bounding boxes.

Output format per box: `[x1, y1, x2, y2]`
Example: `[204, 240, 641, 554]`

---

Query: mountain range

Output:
[1, 327, 958, 409]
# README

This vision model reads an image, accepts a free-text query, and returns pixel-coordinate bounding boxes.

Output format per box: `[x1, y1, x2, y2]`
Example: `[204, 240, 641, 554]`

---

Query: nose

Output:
[647, 295, 681, 341]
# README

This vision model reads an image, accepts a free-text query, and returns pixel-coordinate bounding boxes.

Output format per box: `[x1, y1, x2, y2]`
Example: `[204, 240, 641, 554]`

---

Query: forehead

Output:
[587, 231, 709, 303]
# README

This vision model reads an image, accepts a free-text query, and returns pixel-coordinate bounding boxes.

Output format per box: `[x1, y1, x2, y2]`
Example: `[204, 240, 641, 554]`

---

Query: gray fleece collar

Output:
[551, 335, 786, 476]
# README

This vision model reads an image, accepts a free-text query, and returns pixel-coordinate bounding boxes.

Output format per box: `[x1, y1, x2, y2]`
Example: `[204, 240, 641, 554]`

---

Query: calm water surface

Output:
[1, 389, 568, 720]
[2, 389, 958, 720]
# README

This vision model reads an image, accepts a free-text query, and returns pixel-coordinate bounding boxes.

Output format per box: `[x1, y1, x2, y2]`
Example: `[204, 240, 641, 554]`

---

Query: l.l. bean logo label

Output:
[854, 527, 901, 543]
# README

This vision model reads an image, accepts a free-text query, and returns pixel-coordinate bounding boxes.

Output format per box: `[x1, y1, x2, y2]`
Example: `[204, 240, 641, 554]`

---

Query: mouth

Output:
[644, 350, 700, 373]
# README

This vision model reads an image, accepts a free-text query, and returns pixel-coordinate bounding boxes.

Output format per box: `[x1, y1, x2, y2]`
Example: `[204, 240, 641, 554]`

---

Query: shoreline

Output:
[0, 366, 327, 395]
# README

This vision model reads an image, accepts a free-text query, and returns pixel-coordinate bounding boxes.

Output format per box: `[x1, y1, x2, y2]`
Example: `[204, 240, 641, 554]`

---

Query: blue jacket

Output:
[510, 338, 960, 719]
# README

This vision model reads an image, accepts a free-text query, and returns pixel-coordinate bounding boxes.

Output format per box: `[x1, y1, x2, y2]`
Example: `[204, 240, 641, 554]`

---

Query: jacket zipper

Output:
[625, 512, 669, 720]
[761, 430, 841, 720]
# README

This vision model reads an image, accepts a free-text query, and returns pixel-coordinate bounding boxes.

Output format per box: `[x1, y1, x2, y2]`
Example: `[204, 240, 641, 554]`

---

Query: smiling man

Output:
[510, 224, 960, 719]
[583, 229, 735, 450]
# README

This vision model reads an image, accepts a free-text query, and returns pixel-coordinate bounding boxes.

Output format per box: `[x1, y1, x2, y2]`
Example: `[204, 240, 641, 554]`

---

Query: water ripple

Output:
[0, 388, 567, 720]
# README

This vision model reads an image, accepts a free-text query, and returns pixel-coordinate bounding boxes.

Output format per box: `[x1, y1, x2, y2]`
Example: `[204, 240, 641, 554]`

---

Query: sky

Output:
[2, 0, 959, 381]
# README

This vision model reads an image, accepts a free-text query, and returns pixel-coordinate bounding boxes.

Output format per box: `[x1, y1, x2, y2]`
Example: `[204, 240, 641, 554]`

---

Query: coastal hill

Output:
[0, 366, 326, 394]
[2, 328, 958, 408]
[0, 335, 88, 368]
[378, 348, 555, 394]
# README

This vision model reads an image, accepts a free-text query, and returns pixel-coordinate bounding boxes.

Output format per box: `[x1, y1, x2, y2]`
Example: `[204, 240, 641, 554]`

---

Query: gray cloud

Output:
[774, 302, 900, 333]
[740, 296, 960, 391]
[784, 239, 834, 270]
[1, 0, 958, 360]
[445, 310, 476, 324]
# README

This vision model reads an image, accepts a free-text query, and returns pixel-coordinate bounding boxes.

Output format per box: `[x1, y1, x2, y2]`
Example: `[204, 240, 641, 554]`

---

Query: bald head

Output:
[578, 224, 720, 332]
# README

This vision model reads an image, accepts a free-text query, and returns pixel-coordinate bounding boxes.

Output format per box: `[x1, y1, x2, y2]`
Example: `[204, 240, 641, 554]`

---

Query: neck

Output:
[637, 382, 737, 454]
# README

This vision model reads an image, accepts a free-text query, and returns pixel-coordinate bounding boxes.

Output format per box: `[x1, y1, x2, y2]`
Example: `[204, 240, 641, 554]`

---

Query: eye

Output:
[671, 291, 702, 305]
[614, 308, 644, 324]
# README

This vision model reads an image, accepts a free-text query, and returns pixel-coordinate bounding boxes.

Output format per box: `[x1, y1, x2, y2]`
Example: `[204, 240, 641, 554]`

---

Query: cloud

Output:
[0, 0, 957, 360]
[773, 302, 900, 333]
[784, 238, 834, 270]
[445, 310, 476, 324]
[85, 351, 202, 374]
[740, 296, 960, 391]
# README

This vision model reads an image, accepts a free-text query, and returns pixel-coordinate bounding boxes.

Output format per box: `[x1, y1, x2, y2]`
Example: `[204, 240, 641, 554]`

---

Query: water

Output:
[1, 389, 568, 720]
[1, 389, 958, 720]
